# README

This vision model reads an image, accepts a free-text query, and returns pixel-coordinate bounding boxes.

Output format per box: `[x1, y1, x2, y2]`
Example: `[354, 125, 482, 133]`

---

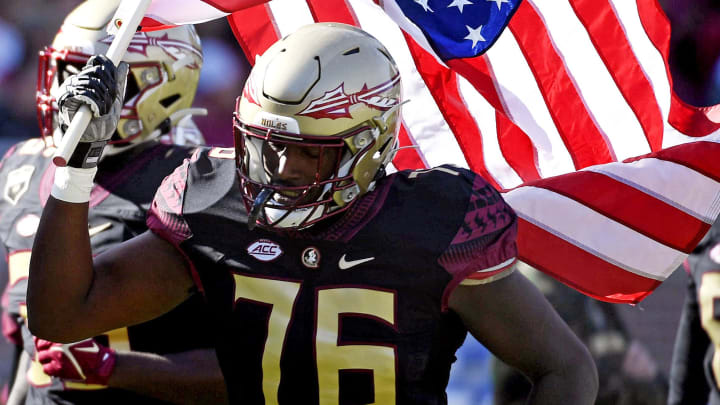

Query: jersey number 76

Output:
[233, 274, 397, 404]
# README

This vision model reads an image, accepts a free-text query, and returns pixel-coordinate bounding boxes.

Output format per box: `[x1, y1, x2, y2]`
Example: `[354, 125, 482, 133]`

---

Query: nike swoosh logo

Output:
[338, 254, 374, 270]
[74, 341, 100, 354]
[88, 222, 113, 237]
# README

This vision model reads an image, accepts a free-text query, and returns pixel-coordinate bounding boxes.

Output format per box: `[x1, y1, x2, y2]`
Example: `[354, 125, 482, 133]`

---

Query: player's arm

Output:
[449, 272, 598, 404]
[36, 337, 227, 405]
[29, 201, 193, 342]
[110, 349, 228, 405]
[27, 56, 195, 343]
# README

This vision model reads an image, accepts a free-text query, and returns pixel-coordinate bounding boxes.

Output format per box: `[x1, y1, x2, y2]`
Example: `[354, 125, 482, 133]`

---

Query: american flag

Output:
[226, 0, 720, 304]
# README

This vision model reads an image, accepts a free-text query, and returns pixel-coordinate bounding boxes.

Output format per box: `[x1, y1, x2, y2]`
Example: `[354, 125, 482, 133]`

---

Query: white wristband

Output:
[51, 166, 97, 203]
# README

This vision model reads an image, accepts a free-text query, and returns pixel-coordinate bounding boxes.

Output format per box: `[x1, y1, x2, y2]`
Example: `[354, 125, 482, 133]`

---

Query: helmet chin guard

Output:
[234, 23, 403, 231]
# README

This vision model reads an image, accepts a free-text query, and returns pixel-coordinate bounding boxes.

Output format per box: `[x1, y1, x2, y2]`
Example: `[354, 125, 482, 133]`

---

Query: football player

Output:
[26, 23, 598, 404]
[0, 1, 226, 404]
[669, 218, 720, 404]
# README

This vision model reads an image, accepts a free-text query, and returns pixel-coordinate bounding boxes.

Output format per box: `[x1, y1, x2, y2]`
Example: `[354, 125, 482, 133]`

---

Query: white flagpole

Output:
[52, 0, 152, 167]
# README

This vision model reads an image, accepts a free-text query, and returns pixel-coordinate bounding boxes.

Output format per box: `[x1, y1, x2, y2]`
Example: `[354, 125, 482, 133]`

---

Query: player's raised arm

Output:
[27, 56, 194, 343]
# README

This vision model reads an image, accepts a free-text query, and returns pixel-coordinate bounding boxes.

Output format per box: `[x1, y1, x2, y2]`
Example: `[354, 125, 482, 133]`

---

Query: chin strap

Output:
[248, 188, 273, 230]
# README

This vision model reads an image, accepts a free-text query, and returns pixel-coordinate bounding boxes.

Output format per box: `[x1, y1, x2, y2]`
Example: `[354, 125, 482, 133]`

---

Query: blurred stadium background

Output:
[1, 1, 719, 404]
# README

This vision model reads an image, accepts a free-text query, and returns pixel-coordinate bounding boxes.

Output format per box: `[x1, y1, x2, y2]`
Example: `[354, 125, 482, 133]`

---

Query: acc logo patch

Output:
[301, 247, 321, 269]
[710, 243, 720, 265]
[247, 239, 283, 262]
[4, 165, 35, 205]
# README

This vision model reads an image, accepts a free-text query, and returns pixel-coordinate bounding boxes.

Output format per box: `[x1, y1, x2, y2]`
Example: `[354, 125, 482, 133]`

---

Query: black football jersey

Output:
[148, 147, 518, 405]
[0, 138, 215, 405]
[669, 221, 720, 405]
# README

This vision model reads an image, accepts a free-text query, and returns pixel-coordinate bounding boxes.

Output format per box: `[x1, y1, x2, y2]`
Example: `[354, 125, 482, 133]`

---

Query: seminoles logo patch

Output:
[297, 73, 400, 119]
[247, 239, 283, 262]
[301, 246, 321, 269]
[4, 165, 35, 205]
[100, 33, 201, 68]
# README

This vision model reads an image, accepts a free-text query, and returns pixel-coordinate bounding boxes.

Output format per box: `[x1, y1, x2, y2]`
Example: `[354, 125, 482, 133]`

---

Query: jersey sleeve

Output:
[146, 151, 197, 245]
[438, 172, 518, 288]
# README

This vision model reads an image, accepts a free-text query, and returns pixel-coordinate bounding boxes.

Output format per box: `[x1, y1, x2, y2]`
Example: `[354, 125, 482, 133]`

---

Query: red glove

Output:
[35, 337, 116, 386]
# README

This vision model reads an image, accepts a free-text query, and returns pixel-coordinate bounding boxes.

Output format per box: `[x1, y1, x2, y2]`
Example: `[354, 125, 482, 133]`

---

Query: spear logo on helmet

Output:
[99, 32, 201, 69]
[297, 73, 400, 120]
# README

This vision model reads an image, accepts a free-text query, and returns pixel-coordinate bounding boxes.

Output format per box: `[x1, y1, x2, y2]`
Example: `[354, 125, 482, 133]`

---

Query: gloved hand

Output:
[57, 54, 129, 168]
[35, 337, 117, 386]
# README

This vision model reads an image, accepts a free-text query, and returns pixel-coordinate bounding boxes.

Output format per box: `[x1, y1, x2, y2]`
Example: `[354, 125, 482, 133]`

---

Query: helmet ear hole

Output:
[124, 74, 140, 103]
[160, 94, 181, 108]
[375, 137, 392, 159]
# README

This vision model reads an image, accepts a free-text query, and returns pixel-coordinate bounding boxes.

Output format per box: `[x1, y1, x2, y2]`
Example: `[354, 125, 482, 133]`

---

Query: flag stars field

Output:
[464, 24, 486, 48]
[487, 0, 509, 10]
[448, 0, 473, 13]
[413, 0, 433, 12]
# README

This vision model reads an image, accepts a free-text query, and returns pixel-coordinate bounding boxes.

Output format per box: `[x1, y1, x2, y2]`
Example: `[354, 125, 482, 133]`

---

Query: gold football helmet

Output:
[234, 23, 402, 230]
[36, 0, 204, 154]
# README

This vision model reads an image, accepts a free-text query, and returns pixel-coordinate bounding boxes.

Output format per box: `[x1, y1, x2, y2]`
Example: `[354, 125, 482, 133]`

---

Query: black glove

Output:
[57, 55, 128, 168]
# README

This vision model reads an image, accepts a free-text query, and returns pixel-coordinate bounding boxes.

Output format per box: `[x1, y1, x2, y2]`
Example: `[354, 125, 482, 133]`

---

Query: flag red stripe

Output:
[306, 0, 356, 24]
[393, 124, 426, 171]
[496, 112, 541, 183]
[530, 171, 710, 252]
[204, 0, 268, 13]
[448, 55, 542, 184]
[227, 4, 279, 64]
[509, 2, 615, 169]
[516, 218, 661, 304]
[668, 98, 720, 137]
[570, 0, 664, 151]
[624, 140, 720, 183]
[403, 33, 500, 188]
[139, 18, 175, 31]
[446, 57, 505, 113]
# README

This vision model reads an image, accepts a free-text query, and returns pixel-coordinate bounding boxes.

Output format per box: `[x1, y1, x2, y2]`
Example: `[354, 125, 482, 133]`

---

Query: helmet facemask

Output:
[235, 110, 392, 230]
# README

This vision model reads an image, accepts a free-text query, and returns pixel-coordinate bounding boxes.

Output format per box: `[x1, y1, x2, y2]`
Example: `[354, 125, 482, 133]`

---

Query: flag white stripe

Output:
[504, 186, 685, 280]
[485, 32, 576, 177]
[583, 156, 720, 222]
[606, 0, 675, 148]
[348, 0, 470, 169]
[663, 126, 720, 148]
[268, 0, 313, 37]
[531, 0, 651, 160]
[457, 75, 523, 188]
